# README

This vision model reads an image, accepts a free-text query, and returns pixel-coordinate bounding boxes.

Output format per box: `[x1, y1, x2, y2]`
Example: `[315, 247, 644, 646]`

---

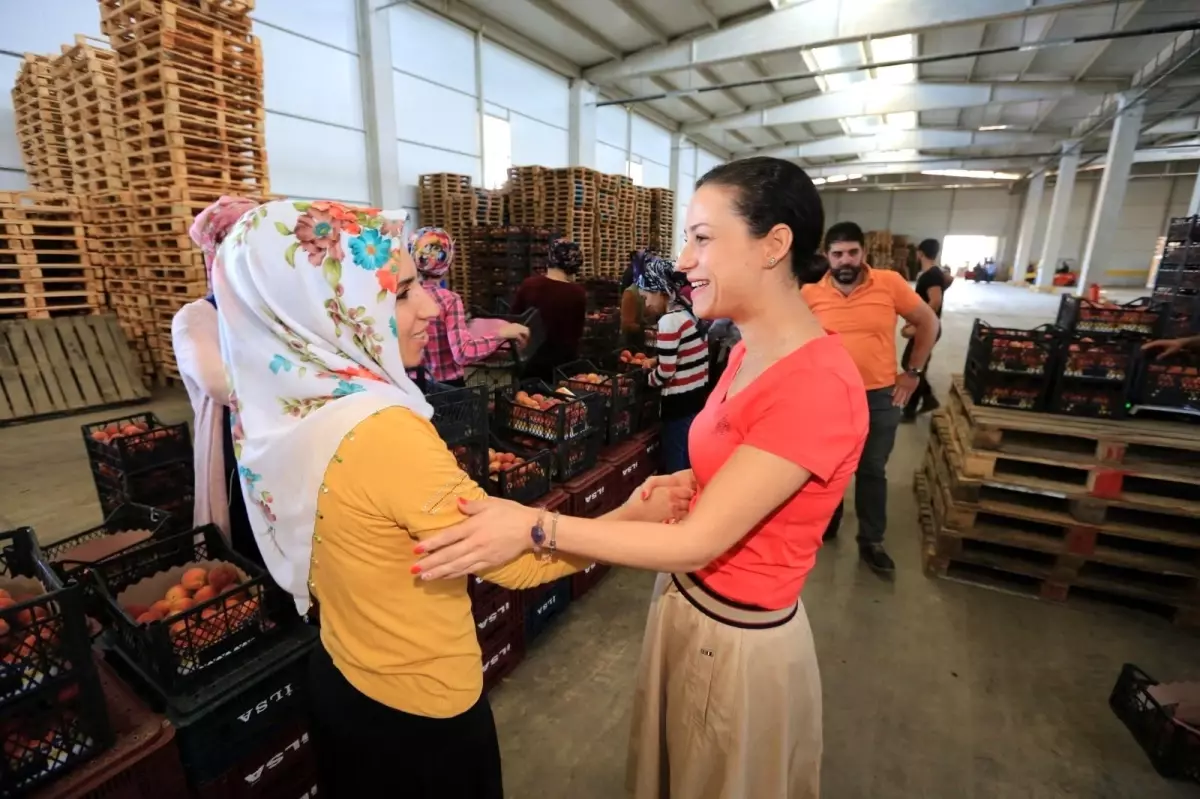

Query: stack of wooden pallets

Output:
[543, 168, 598, 277]
[11, 55, 73, 192]
[473, 188, 506, 227]
[865, 229, 893, 270]
[592, 174, 631, 280]
[417, 173, 477, 304]
[99, 0, 270, 383]
[633, 186, 652, 251]
[54, 37, 124, 196]
[0, 192, 100, 321]
[506, 166, 547, 228]
[916, 377, 1200, 629]
[648, 188, 674, 254]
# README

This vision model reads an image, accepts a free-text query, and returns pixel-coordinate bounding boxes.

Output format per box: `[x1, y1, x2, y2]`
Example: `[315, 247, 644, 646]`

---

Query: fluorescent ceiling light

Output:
[979, 125, 1011, 131]
[847, 187, 860, 192]
[823, 173, 863, 183]
[812, 177, 827, 185]
[886, 111, 917, 130]
[921, 169, 1022, 180]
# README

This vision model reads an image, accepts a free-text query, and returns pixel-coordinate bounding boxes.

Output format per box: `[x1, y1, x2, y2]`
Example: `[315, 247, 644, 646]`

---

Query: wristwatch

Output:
[906, 366, 925, 378]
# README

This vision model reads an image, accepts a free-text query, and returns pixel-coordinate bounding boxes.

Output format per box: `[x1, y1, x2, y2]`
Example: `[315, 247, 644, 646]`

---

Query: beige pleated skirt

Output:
[626, 573, 823, 799]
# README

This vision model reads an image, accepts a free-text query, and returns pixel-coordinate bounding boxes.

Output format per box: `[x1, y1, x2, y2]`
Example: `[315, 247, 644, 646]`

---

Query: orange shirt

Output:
[690, 338, 868, 609]
[801, 266, 921, 390]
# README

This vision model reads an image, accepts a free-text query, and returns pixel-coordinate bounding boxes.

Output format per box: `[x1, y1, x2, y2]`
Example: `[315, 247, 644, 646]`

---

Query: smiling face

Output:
[678, 183, 779, 320]
[390, 247, 440, 368]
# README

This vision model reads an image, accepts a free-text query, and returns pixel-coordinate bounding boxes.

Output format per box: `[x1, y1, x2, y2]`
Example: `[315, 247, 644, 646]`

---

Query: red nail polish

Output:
[457, 497, 467, 506]
[410, 564, 421, 575]
[641, 491, 648, 500]
[413, 545, 425, 554]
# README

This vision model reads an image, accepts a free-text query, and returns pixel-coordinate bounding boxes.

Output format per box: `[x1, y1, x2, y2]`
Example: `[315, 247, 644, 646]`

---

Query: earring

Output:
[768, 257, 777, 266]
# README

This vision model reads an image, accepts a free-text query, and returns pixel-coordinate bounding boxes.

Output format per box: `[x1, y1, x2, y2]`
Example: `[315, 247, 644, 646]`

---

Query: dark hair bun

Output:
[696, 156, 824, 283]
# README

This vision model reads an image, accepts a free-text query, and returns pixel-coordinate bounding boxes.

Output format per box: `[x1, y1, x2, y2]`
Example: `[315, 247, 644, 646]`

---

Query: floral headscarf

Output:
[213, 200, 433, 614]
[636, 255, 679, 300]
[189, 195, 260, 285]
[408, 226, 454, 279]
[547, 238, 582, 274]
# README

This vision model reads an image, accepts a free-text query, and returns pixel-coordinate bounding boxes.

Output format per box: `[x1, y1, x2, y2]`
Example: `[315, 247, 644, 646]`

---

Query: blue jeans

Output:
[660, 413, 696, 474]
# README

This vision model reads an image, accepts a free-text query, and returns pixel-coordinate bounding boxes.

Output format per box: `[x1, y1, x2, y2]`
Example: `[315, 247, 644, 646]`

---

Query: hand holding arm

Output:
[894, 300, 939, 407]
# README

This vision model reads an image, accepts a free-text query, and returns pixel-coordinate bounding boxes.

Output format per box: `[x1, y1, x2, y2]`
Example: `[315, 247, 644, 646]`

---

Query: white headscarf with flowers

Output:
[213, 199, 433, 614]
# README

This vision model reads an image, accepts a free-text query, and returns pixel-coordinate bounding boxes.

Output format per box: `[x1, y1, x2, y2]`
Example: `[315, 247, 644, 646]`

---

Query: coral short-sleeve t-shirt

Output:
[690, 336, 868, 610]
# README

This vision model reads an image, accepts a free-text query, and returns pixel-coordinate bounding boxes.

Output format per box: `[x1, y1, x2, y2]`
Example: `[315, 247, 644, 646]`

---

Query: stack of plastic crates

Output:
[963, 320, 1061, 411]
[81, 412, 193, 528]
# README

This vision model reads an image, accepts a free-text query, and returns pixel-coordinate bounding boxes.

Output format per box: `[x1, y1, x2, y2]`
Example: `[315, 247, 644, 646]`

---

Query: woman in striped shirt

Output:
[638, 255, 710, 473]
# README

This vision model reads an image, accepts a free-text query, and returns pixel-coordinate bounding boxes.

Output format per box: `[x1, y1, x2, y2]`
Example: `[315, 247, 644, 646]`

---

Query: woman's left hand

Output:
[414, 497, 536, 580]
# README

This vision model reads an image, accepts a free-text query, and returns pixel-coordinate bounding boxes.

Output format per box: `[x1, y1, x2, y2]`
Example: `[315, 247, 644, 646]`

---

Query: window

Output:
[626, 160, 644, 186]
[482, 115, 511, 190]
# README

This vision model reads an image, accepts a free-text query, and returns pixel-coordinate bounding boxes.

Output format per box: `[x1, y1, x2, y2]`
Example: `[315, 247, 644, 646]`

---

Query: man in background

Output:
[901, 238, 950, 421]
[802, 222, 940, 574]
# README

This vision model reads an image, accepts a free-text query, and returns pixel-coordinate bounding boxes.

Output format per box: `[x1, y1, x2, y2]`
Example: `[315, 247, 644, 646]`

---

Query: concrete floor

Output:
[2, 282, 1198, 797]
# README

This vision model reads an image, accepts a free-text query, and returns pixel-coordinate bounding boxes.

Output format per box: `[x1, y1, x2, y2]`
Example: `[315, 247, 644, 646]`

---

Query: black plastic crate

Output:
[1152, 290, 1200, 340]
[638, 386, 661, 431]
[1058, 334, 1139, 382]
[607, 347, 657, 375]
[0, 668, 112, 798]
[555, 360, 639, 445]
[964, 357, 1050, 412]
[582, 308, 619, 340]
[88, 525, 301, 696]
[1056, 295, 1163, 336]
[38, 504, 173, 585]
[1109, 663, 1200, 783]
[82, 413, 192, 476]
[1166, 216, 1199, 245]
[1130, 350, 1200, 411]
[1048, 381, 1128, 419]
[1160, 243, 1200, 271]
[448, 438, 488, 485]
[966, 320, 1060, 376]
[521, 578, 571, 645]
[486, 435, 553, 505]
[103, 624, 317, 787]
[93, 460, 194, 523]
[427, 383, 489, 447]
[0, 528, 110, 796]
[508, 430, 601, 483]
[494, 380, 601, 443]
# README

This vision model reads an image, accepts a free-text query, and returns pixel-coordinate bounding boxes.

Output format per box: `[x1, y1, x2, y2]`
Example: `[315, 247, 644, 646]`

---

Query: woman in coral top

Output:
[415, 157, 869, 798]
[213, 201, 691, 798]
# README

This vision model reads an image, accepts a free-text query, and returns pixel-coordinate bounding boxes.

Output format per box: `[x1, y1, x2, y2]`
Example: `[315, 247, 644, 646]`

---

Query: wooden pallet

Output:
[12, 55, 73, 192]
[0, 314, 150, 423]
[916, 446, 1200, 628]
[949, 377, 1200, 495]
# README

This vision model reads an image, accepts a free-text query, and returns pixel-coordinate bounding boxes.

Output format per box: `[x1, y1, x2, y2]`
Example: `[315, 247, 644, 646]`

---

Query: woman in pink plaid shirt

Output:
[409, 227, 529, 387]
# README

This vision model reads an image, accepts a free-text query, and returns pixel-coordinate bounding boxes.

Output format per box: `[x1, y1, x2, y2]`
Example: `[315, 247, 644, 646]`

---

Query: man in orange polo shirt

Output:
[801, 222, 939, 573]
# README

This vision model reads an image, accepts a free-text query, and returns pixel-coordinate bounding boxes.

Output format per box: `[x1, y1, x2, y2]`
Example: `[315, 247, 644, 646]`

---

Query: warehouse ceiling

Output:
[416, 0, 1200, 185]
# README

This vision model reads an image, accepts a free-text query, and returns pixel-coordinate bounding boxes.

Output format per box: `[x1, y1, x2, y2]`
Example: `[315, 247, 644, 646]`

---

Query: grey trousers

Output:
[823, 386, 903, 545]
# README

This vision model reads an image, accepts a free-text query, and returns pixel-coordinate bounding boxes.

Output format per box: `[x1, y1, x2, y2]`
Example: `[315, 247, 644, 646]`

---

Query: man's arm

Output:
[926, 285, 944, 315]
[1142, 335, 1200, 359]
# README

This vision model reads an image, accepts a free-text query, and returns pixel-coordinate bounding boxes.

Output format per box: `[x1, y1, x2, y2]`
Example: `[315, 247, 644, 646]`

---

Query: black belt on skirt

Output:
[670, 572, 797, 630]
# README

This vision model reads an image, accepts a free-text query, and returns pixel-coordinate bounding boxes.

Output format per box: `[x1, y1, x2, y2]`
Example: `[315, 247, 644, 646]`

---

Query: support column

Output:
[668, 132, 685, 254]
[568, 80, 597, 168]
[1010, 171, 1046, 285]
[1080, 93, 1145, 291]
[356, 0, 401, 209]
[1036, 141, 1081, 288]
[1188, 170, 1200, 216]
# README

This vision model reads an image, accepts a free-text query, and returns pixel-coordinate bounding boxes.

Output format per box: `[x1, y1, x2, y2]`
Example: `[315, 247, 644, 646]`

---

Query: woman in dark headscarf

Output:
[637, 255, 710, 472]
[620, 248, 652, 349]
[511, 238, 587, 381]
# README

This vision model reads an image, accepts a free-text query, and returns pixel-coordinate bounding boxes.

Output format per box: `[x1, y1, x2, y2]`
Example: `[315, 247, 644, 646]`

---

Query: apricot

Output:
[181, 568, 208, 592]
[0, 589, 9, 601]
[164, 585, 191, 604]
[0, 619, 8, 636]
[168, 597, 195, 615]
[135, 610, 163, 625]
[150, 599, 172, 616]
[207, 565, 238, 592]
[192, 586, 217, 604]
[124, 603, 150, 620]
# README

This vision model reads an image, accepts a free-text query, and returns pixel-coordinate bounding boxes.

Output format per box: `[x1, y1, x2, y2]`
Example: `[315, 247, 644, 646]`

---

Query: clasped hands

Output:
[410, 470, 698, 581]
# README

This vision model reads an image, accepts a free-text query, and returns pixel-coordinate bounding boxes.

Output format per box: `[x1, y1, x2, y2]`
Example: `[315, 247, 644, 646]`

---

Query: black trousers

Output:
[221, 407, 264, 569]
[308, 645, 504, 798]
[900, 338, 936, 416]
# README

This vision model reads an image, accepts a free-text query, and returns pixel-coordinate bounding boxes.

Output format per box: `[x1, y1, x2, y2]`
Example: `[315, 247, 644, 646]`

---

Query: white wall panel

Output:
[389, 5, 476, 96]
[0, 170, 27, 191]
[889, 190, 953, 242]
[0, 1, 101, 53]
[482, 43, 569, 128]
[254, 0, 358, 54]
[631, 115, 670, 167]
[642, 160, 669, 189]
[597, 142, 627, 177]
[259, 24, 363, 130]
[393, 72, 478, 156]
[949, 188, 1018, 236]
[397, 141, 480, 208]
[266, 114, 370, 204]
[696, 149, 724, 178]
[0, 55, 24, 176]
[511, 115, 568, 168]
[831, 192, 892, 232]
[597, 105, 628, 149]
[1093, 177, 1176, 286]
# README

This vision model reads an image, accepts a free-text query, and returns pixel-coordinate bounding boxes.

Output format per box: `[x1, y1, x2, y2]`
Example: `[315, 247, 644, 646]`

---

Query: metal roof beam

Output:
[758, 129, 1059, 159]
[802, 145, 1200, 178]
[584, 0, 1111, 83]
[607, 0, 668, 44]
[685, 81, 1118, 134]
[415, 0, 581, 78]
